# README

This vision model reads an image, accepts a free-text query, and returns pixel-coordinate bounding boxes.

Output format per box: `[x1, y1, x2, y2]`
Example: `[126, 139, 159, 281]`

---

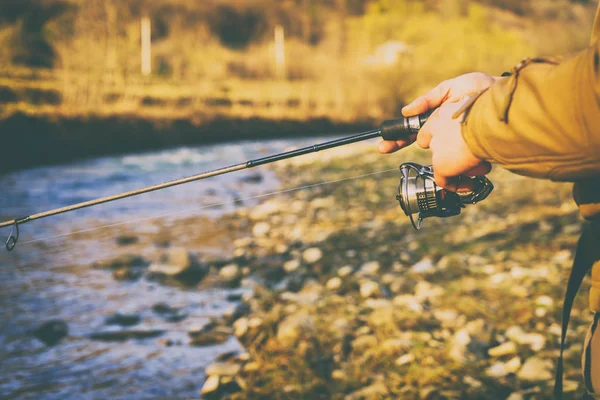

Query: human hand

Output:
[378, 72, 497, 191]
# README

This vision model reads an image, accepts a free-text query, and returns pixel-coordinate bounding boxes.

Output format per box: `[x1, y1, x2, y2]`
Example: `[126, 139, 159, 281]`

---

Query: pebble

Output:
[517, 357, 553, 382]
[234, 318, 248, 337]
[337, 266, 354, 277]
[352, 335, 378, 352]
[411, 258, 434, 273]
[535, 295, 554, 308]
[244, 362, 260, 372]
[205, 362, 241, 376]
[302, 247, 323, 263]
[395, 353, 415, 366]
[276, 311, 314, 347]
[252, 222, 271, 237]
[359, 281, 380, 298]
[219, 264, 240, 281]
[326, 277, 342, 291]
[331, 370, 347, 380]
[283, 259, 300, 273]
[105, 312, 141, 327]
[201, 375, 220, 395]
[488, 341, 517, 357]
[449, 328, 471, 363]
[360, 261, 380, 274]
[393, 295, 423, 313]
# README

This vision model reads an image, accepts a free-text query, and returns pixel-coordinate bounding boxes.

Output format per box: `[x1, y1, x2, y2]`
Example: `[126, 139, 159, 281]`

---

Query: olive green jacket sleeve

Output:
[460, 39, 600, 182]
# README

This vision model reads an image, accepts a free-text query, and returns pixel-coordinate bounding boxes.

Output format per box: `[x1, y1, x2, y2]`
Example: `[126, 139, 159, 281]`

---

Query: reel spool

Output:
[397, 162, 494, 230]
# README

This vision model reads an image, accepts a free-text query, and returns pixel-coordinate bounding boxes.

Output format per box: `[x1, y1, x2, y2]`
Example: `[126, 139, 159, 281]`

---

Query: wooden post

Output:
[141, 16, 151, 76]
[274, 25, 286, 80]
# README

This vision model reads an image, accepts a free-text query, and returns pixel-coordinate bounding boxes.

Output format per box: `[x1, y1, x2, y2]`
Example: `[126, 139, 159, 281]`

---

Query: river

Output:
[0, 137, 332, 399]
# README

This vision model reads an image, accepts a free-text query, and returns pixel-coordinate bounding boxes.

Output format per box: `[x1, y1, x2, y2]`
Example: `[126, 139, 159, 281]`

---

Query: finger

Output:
[434, 172, 475, 193]
[402, 81, 450, 117]
[378, 138, 415, 154]
[415, 109, 440, 149]
[466, 162, 492, 176]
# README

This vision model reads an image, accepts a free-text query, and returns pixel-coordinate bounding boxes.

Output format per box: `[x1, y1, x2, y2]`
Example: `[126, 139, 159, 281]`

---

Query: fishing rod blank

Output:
[1, 111, 435, 251]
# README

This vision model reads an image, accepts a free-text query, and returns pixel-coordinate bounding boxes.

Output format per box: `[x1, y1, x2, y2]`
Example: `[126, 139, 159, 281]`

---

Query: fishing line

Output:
[16, 168, 398, 247]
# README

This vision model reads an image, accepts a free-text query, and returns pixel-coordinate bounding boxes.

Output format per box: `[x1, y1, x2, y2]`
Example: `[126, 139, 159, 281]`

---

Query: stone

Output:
[338, 266, 354, 277]
[433, 310, 460, 328]
[381, 338, 411, 354]
[33, 320, 68, 346]
[277, 311, 314, 347]
[105, 312, 141, 327]
[395, 353, 415, 366]
[92, 254, 149, 270]
[517, 357, 553, 382]
[535, 295, 554, 308]
[148, 248, 207, 284]
[88, 329, 165, 341]
[190, 330, 230, 347]
[506, 327, 546, 351]
[283, 259, 300, 273]
[393, 295, 423, 313]
[219, 264, 240, 281]
[360, 280, 380, 298]
[112, 267, 144, 281]
[411, 258, 434, 273]
[360, 261, 380, 274]
[331, 370, 347, 380]
[151, 303, 188, 322]
[449, 328, 471, 363]
[352, 335, 378, 352]
[206, 362, 241, 377]
[252, 222, 271, 237]
[506, 394, 524, 400]
[115, 235, 138, 246]
[302, 248, 323, 264]
[326, 277, 342, 291]
[488, 342, 517, 357]
[244, 362, 260, 372]
[234, 318, 249, 337]
[201, 375, 220, 395]
[345, 382, 389, 400]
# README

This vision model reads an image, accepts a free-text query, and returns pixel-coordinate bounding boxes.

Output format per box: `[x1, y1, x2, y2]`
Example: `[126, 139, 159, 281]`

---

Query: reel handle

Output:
[380, 109, 436, 141]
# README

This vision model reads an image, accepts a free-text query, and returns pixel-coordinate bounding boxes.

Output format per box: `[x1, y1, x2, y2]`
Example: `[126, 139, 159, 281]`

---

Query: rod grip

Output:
[380, 109, 435, 141]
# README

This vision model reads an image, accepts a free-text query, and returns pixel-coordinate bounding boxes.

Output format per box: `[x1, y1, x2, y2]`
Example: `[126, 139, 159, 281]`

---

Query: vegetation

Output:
[0, 0, 594, 124]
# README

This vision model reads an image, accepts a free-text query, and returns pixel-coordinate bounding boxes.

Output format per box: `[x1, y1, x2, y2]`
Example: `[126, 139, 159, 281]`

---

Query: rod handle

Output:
[380, 109, 436, 141]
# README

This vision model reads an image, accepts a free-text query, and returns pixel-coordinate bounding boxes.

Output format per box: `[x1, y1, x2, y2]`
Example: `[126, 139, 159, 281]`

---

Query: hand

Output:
[416, 101, 491, 192]
[378, 72, 497, 191]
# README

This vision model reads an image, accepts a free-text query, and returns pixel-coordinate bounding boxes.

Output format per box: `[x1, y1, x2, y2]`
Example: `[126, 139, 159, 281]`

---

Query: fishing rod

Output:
[1, 110, 493, 251]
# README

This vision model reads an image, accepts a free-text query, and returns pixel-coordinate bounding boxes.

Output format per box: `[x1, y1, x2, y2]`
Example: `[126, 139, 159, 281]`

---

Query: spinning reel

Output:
[397, 162, 493, 229]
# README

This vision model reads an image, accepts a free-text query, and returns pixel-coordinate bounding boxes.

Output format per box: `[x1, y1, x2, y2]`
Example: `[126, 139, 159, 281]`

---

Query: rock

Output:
[252, 222, 271, 237]
[535, 295, 554, 308]
[326, 277, 342, 291]
[190, 330, 230, 347]
[331, 370, 347, 380]
[201, 375, 220, 395]
[345, 382, 389, 400]
[395, 353, 415, 366]
[359, 280, 380, 298]
[283, 259, 300, 273]
[393, 295, 423, 313]
[360, 261, 380, 274]
[302, 248, 323, 264]
[488, 341, 517, 357]
[352, 335, 378, 352]
[506, 393, 524, 400]
[115, 235, 138, 246]
[92, 254, 149, 270]
[411, 258, 434, 273]
[433, 310, 460, 328]
[226, 293, 244, 302]
[338, 266, 354, 277]
[151, 303, 187, 322]
[381, 338, 411, 354]
[505, 326, 546, 351]
[105, 312, 141, 327]
[148, 248, 207, 284]
[88, 329, 165, 341]
[223, 303, 250, 324]
[206, 362, 241, 376]
[449, 328, 471, 363]
[277, 311, 314, 347]
[244, 362, 260, 372]
[241, 173, 263, 184]
[233, 318, 249, 337]
[33, 320, 68, 346]
[112, 267, 144, 281]
[517, 357, 553, 382]
[219, 264, 241, 282]
[486, 357, 521, 378]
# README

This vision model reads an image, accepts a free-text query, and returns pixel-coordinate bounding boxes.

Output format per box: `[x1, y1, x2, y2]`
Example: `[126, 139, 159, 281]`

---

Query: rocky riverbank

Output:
[62, 143, 590, 399]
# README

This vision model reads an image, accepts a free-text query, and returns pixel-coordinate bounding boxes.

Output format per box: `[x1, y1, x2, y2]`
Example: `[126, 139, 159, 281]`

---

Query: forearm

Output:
[461, 41, 600, 182]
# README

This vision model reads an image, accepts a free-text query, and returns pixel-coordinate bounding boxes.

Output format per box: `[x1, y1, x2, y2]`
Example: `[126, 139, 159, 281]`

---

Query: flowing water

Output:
[0, 137, 332, 399]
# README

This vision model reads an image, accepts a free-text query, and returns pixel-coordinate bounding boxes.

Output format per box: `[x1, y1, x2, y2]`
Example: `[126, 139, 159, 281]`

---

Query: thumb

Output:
[402, 81, 449, 117]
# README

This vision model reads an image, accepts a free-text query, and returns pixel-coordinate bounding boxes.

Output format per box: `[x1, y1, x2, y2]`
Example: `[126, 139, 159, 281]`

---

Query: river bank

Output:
[0, 111, 373, 174]
[1, 140, 591, 399]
